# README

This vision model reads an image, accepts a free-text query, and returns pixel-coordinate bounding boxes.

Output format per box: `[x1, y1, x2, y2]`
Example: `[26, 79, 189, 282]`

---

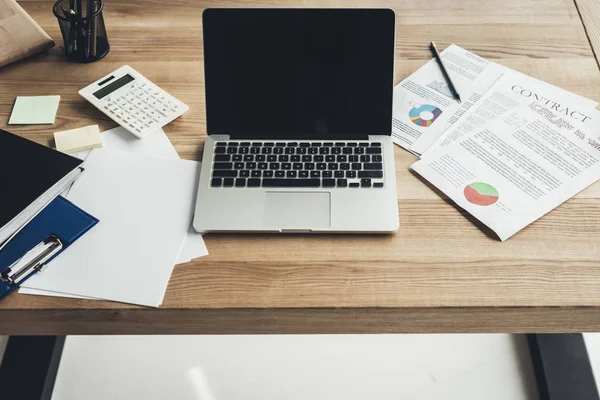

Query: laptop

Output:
[193, 8, 399, 233]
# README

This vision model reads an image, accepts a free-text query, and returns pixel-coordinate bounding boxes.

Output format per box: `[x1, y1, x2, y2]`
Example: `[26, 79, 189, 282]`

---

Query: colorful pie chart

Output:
[464, 182, 499, 206]
[409, 104, 442, 127]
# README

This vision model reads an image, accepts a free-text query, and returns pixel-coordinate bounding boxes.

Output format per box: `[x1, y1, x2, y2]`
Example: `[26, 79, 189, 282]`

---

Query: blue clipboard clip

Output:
[0, 196, 99, 300]
[1, 235, 63, 287]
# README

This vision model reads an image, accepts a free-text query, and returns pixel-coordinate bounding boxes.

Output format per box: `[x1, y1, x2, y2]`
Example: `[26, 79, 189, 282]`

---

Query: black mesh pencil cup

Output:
[53, 0, 110, 63]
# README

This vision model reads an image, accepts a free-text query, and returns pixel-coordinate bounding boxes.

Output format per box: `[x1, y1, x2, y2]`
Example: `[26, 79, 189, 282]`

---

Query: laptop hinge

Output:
[226, 133, 372, 141]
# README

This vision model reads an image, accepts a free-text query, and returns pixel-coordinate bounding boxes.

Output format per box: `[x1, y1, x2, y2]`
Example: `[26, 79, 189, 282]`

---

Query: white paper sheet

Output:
[391, 45, 490, 153]
[411, 71, 600, 240]
[22, 148, 201, 307]
[176, 224, 209, 263]
[61, 127, 207, 263]
[423, 69, 599, 157]
[102, 127, 207, 262]
[101, 126, 180, 159]
[21, 128, 208, 301]
[392, 44, 599, 157]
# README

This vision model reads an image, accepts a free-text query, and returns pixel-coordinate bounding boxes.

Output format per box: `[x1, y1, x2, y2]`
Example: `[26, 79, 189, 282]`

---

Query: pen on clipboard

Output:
[429, 42, 461, 103]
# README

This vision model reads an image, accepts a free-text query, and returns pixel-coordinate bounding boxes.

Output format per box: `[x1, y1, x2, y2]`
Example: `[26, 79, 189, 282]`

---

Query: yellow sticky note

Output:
[54, 125, 103, 154]
[9, 95, 61, 125]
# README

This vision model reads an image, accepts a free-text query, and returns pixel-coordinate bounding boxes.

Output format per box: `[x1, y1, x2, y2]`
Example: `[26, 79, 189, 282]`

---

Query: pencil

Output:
[86, 0, 92, 60]
[429, 42, 461, 103]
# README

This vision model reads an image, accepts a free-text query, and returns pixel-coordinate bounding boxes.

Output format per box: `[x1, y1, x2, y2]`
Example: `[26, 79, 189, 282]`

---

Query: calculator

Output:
[79, 65, 189, 139]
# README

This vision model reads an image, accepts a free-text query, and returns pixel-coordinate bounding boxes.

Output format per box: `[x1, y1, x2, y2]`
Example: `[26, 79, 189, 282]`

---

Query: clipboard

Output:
[0, 196, 98, 299]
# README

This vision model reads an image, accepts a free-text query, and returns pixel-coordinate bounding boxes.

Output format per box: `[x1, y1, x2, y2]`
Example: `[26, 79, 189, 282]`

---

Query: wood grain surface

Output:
[577, 0, 600, 68]
[1, 0, 600, 334]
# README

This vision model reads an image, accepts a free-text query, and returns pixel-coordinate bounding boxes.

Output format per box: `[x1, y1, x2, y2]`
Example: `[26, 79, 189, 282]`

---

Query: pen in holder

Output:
[53, 0, 110, 63]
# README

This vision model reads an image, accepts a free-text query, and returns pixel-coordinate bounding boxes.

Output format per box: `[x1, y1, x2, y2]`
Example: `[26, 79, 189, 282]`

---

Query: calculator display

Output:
[93, 74, 135, 99]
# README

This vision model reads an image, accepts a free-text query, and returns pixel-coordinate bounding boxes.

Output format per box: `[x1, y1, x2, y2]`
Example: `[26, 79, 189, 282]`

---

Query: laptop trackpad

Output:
[264, 192, 331, 229]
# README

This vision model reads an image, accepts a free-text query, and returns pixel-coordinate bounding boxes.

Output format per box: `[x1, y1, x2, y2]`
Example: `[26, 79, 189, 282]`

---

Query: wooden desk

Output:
[1, 0, 600, 335]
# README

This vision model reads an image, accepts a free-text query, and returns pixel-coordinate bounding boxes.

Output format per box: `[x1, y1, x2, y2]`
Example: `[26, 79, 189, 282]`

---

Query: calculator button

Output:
[83, 67, 190, 139]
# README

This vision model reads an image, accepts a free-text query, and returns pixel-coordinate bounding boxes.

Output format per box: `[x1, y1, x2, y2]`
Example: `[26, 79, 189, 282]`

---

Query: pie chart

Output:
[464, 182, 499, 206]
[409, 104, 443, 127]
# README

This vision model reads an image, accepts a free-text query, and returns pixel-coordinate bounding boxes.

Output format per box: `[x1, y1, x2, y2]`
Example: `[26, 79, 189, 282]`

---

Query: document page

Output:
[392, 44, 490, 153]
[408, 62, 508, 155]
[410, 71, 599, 240]
[423, 70, 598, 157]
[393, 44, 598, 156]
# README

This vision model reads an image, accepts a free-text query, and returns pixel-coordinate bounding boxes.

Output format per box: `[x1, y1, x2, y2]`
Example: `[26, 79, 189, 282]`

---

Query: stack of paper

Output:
[392, 45, 598, 156]
[20, 127, 208, 306]
[393, 45, 600, 240]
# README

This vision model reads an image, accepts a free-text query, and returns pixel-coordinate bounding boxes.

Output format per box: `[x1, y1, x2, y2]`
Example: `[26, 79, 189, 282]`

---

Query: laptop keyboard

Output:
[210, 141, 384, 188]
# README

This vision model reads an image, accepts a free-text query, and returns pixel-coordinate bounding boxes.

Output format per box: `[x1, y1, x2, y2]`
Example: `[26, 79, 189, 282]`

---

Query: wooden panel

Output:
[577, 0, 600, 70]
[0, 0, 599, 334]
[3, 307, 600, 335]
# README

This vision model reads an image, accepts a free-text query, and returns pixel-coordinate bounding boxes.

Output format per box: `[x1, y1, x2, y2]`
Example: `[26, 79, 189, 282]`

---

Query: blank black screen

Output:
[202, 9, 395, 139]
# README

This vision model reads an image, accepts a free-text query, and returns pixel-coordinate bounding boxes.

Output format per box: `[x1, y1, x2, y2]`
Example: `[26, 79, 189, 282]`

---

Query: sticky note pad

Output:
[54, 125, 103, 154]
[9, 95, 61, 125]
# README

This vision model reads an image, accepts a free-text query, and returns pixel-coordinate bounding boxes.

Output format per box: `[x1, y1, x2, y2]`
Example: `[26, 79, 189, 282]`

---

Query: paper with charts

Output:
[410, 71, 600, 240]
[391, 44, 598, 156]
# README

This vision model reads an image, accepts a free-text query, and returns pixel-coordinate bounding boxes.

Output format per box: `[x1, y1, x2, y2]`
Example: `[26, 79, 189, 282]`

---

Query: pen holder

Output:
[53, 0, 110, 63]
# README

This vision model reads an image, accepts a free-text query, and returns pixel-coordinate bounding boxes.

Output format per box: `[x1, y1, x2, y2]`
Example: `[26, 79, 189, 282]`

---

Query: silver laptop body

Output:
[194, 8, 399, 233]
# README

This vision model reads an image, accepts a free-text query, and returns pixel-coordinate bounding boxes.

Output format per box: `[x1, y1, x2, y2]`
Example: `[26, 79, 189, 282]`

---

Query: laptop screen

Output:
[202, 9, 395, 139]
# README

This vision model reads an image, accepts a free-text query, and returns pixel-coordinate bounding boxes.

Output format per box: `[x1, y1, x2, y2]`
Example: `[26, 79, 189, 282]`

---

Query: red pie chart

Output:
[464, 182, 499, 206]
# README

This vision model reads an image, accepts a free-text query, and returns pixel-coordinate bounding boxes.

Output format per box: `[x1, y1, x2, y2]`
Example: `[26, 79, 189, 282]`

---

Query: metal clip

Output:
[1, 235, 63, 286]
